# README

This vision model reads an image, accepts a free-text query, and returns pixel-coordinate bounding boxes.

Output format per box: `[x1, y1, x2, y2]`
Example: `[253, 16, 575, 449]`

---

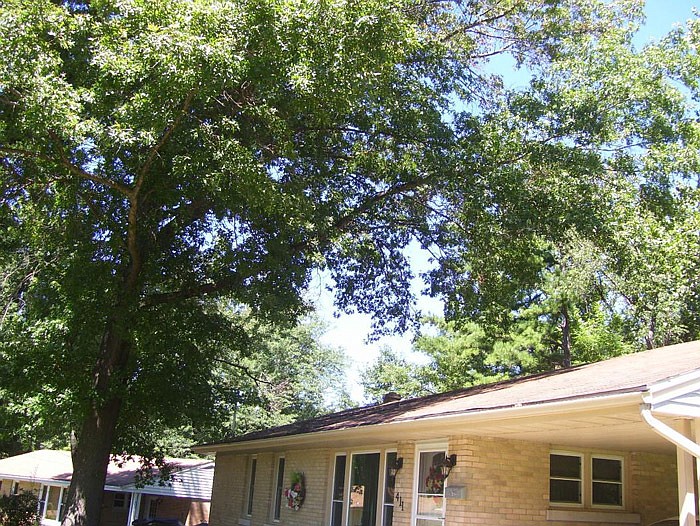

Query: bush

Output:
[0, 490, 39, 526]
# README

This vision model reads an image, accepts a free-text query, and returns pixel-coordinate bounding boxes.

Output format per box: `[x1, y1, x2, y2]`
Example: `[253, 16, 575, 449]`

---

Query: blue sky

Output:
[316, 0, 699, 403]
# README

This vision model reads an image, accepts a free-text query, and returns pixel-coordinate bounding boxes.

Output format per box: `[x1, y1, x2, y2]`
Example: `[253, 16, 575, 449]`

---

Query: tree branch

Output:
[334, 177, 433, 232]
[125, 90, 197, 291]
[212, 357, 275, 387]
[442, 2, 520, 43]
[153, 198, 212, 249]
[138, 90, 196, 185]
[0, 142, 131, 196]
[140, 274, 245, 308]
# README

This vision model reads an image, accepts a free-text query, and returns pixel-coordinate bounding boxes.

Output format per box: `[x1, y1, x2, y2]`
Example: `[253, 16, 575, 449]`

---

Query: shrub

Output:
[0, 490, 39, 526]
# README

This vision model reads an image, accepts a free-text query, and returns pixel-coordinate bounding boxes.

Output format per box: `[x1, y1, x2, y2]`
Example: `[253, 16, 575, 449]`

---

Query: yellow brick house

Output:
[195, 341, 700, 526]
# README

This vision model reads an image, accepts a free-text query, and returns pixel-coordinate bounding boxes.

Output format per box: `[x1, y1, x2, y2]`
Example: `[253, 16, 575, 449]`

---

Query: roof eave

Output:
[193, 389, 646, 455]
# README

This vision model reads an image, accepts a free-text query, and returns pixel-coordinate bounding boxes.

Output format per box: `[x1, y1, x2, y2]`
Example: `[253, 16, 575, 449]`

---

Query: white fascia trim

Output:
[103, 485, 135, 492]
[639, 404, 700, 460]
[118, 486, 201, 498]
[0, 477, 70, 487]
[644, 370, 700, 406]
[196, 391, 644, 454]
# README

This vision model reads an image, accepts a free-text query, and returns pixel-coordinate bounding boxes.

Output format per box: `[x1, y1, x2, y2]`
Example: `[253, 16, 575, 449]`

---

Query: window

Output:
[415, 450, 446, 526]
[114, 492, 127, 508]
[592, 456, 622, 507]
[549, 452, 623, 509]
[11, 481, 19, 495]
[550, 453, 582, 505]
[330, 455, 346, 526]
[383, 452, 397, 526]
[246, 457, 257, 516]
[329, 451, 397, 526]
[273, 457, 285, 521]
[38, 486, 48, 517]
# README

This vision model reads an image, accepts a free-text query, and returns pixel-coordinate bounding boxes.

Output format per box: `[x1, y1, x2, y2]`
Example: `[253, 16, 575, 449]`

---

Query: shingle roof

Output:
[209, 340, 700, 446]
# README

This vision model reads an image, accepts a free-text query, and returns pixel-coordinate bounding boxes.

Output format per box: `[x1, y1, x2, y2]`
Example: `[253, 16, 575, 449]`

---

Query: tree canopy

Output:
[1, 1, 699, 525]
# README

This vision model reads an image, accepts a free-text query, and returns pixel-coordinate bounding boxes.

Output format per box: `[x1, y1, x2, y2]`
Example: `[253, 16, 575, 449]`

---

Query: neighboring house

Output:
[0, 450, 213, 526]
[195, 341, 700, 526]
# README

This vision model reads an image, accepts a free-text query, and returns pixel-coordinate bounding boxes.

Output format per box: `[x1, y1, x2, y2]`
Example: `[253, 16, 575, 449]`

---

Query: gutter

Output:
[640, 403, 700, 459]
[194, 391, 643, 454]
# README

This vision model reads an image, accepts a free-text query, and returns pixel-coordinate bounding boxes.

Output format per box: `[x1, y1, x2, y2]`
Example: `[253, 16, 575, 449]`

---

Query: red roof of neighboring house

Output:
[0, 450, 213, 499]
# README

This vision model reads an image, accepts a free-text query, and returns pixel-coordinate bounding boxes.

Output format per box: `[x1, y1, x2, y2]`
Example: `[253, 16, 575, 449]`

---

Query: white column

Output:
[677, 419, 696, 526]
[127, 492, 141, 526]
[694, 419, 700, 520]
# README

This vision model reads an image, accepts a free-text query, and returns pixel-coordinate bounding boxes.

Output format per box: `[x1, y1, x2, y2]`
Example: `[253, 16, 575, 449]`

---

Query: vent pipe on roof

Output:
[382, 392, 401, 404]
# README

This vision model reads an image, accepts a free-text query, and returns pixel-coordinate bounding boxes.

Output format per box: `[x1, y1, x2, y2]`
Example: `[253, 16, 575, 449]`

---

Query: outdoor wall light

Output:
[390, 456, 404, 477]
[441, 454, 458, 478]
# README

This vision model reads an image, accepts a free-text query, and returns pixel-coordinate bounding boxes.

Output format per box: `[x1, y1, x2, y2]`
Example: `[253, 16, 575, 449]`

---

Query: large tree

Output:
[424, 6, 700, 363]
[0, 1, 691, 525]
[363, 7, 700, 400]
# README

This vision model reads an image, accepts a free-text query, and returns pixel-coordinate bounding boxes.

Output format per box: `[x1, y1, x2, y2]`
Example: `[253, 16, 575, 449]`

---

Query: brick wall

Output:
[153, 496, 192, 524]
[443, 435, 678, 526]
[276, 449, 330, 526]
[210, 448, 330, 526]
[186, 500, 211, 526]
[630, 451, 678, 525]
[210, 453, 248, 526]
[208, 437, 680, 526]
[443, 435, 550, 526]
[391, 442, 414, 526]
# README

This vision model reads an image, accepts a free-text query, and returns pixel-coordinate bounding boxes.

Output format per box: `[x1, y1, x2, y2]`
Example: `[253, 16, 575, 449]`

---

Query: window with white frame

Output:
[330, 454, 346, 526]
[329, 450, 397, 526]
[113, 492, 127, 508]
[272, 456, 285, 521]
[246, 457, 257, 517]
[549, 453, 583, 505]
[549, 452, 623, 509]
[591, 456, 623, 507]
[383, 452, 397, 526]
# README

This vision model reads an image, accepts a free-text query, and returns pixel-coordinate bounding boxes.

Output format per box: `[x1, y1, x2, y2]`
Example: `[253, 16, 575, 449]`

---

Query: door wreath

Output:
[284, 471, 305, 510]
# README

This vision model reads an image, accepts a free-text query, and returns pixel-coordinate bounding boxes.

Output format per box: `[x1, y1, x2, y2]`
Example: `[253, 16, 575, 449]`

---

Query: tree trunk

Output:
[61, 326, 131, 526]
[645, 315, 656, 350]
[561, 305, 571, 368]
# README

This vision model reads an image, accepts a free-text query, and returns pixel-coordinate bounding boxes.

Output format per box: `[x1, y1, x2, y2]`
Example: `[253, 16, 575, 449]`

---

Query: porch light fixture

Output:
[390, 456, 404, 477]
[440, 454, 457, 479]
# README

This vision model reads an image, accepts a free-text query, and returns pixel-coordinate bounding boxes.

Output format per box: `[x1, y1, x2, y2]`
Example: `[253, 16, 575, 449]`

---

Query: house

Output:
[194, 340, 700, 526]
[0, 450, 213, 526]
